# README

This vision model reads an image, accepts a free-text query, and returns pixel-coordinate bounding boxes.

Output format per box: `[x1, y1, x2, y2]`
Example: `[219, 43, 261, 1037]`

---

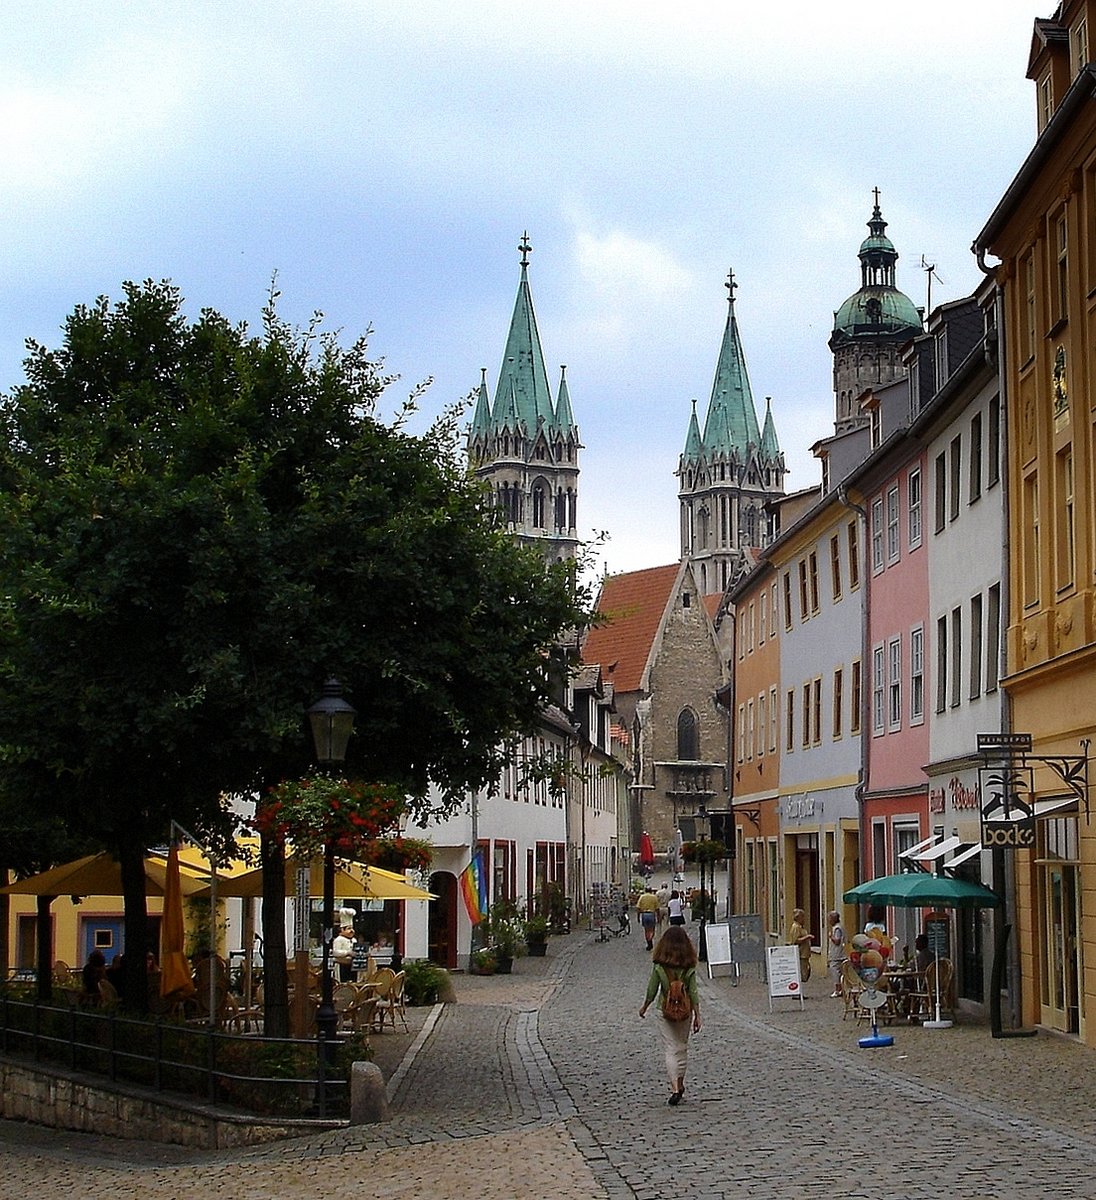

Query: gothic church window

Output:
[677, 708, 699, 761]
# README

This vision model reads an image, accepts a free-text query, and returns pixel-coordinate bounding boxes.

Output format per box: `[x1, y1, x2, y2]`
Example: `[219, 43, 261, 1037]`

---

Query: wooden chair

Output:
[375, 969, 408, 1033]
[369, 968, 397, 1031]
[840, 960, 863, 1021]
[910, 958, 955, 1021]
[52, 960, 72, 986]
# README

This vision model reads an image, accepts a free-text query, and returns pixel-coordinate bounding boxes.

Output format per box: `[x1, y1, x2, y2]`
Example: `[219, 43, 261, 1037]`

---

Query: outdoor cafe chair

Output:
[375, 969, 408, 1033]
[910, 957, 954, 1021]
[97, 978, 120, 1010]
[369, 968, 397, 1031]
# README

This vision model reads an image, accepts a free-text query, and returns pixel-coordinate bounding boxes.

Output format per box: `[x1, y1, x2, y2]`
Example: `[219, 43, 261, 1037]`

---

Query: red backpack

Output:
[658, 966, 693, 1021]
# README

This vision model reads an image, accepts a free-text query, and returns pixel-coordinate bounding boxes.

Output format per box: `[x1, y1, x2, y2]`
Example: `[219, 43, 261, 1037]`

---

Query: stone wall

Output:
[0, 1057, 341, 1149]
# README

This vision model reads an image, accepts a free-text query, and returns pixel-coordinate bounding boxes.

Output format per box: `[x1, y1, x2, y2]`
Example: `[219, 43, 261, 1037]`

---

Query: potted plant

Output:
[488, 899, 525, 973]
[523, 915, 550, 957]
[471, 949, 497, 976]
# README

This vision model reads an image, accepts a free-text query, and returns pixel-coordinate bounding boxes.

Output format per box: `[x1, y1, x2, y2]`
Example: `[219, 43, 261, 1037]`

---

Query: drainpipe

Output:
[837, 486, 869, 902]
[975, 245, 1028, 1036]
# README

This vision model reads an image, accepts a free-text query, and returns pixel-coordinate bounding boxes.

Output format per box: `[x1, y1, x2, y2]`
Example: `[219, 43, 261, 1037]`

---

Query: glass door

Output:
[1038, 815, 1083, 1036]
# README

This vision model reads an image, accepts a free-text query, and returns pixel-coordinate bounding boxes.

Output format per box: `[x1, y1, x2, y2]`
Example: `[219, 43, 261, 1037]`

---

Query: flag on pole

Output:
[460, 850, 487, 924]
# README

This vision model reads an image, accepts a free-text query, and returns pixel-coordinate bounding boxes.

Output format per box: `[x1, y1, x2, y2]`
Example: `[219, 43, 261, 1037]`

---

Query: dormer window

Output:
[1071, 14, 1088, 77]
[1038, 72, 1053, 132]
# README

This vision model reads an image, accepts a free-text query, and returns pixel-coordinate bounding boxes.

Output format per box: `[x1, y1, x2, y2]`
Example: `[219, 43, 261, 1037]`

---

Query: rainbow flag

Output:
[460, 850, 487, 924]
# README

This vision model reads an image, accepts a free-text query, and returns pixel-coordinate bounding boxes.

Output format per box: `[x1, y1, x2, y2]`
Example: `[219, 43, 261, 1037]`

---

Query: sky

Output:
[3, 1, 1047, 577]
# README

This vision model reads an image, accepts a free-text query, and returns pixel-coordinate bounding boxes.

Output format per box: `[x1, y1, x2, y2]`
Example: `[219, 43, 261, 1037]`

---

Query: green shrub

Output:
[402, 959, 447, 1006]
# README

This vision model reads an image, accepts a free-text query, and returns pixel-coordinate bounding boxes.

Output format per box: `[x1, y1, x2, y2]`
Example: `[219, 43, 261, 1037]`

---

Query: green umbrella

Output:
[843, 872, 1001, 909]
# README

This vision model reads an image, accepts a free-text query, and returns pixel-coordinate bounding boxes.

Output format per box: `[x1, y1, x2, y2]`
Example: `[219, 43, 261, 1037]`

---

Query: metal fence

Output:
[0, 996, 352, 1119]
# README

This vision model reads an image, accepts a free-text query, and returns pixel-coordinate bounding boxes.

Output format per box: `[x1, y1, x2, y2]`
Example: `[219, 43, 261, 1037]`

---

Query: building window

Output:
[812, 678, 822, 746]
[748, 602, 756, 653]
[808, 551, 820, 614]
[1055, 212, 1069, 325]
[1056, 448, 1075, 590]
[871, 498, 885, 572]
[850, 659, 862, 736]
[908, 467, 922, 549]
[888, 637, 902, 730]
[677, 708, 699, 761]
[799, 560, 809, 621]
[737, 704, 745, 764]
[969, 412, 982, 502]
[848, 521, 861, 590]
[758, 692, 767, 759]
[1023, 472, 1040, 609]
[769, 686, 778, 753]
[783, 572, 793, 630]
[768, 840, 780, 932]
[746, 699, 754, 761]
[987, 396, 1001, 488]
[1022, 251, 1036, 360]
[532, 484, 545, 528]
[950, 607, 962, 707]
[910, 624, 925, 724]
[833, 667, 844, 740]
[970, 593, 983, 701]
[771, 583, 779, 639]
[936, 616, 948, 714]
[872, 644, 885, 734]
[1072, 14, 1089, 76]
[802, 683, 811, 748]
[760, 592, 768, 644]
[986, 584, 1001, 694]
[934, 452, 947, 533]
[949, 436, 961, 522]
[830, 534, 842, 600]
[1038, 73, 1053, 133]
[786, 689, 795, 753]
[886, 486, 900, 563]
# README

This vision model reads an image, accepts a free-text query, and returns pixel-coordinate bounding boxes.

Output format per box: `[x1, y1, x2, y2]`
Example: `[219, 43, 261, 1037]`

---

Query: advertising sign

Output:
[767, 945, 804, 1010]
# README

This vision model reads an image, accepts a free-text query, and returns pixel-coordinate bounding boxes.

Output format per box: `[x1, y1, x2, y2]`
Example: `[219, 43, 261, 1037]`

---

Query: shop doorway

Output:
[428, 872, 457, 969]
[1038, 815, 1083, 1036]
[794, 834, 820, 942]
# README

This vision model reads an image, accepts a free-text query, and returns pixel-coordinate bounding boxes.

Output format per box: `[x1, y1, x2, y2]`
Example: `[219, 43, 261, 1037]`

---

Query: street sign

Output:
[977, 732, 1032, 754]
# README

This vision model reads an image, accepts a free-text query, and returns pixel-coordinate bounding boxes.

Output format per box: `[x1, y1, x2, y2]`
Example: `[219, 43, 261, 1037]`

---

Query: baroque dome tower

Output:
[829, 192, 922, 433]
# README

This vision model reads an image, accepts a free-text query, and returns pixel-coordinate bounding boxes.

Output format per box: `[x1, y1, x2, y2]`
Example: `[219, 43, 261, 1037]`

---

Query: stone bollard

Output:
[350, 1061, 389, 1124]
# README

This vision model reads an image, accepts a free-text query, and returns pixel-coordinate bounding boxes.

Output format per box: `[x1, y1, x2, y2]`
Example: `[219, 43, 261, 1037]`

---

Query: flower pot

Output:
[526, 940, 548, 957]
[495, 954, 514, 974]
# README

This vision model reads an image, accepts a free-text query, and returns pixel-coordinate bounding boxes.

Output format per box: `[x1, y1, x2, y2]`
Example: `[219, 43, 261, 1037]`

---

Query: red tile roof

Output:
[582, 563, 681, 694]
[703, 592, 723, 620]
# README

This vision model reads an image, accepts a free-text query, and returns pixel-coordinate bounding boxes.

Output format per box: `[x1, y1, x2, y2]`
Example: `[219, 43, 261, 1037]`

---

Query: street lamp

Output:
[307, 677, 357, 1051]
[696, 802, 709, 963]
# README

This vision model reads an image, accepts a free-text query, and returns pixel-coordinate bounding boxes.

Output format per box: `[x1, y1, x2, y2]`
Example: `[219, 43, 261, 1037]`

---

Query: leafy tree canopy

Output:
[0, 279, 593, 865]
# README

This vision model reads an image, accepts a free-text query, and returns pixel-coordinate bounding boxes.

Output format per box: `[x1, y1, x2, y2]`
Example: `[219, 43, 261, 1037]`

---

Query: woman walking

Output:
[638, 926, 702, 1105]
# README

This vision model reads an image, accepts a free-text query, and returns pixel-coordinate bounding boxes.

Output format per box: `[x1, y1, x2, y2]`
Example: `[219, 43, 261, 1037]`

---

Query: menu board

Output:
[705, 922, 732, 973]
[767, 945, 805, 1009]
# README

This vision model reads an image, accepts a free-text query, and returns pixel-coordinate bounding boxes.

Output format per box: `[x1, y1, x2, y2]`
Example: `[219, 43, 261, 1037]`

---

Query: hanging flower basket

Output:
[680, 839, 727, 865]
[367, 835, 433, 874]
[254, 776, 405, 859]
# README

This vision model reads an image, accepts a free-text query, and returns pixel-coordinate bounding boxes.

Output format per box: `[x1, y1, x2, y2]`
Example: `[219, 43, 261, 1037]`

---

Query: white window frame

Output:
[886, 485, 900, 564]
[887, 637, 902, 731]
[910, 624, 925, 725]
[871, 498, 885, 573]
[872, 643, 885, 734]
[908, 467, 922, 549]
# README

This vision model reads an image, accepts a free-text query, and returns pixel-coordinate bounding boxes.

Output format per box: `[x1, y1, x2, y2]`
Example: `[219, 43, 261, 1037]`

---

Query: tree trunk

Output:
[36, 895, 54, 1002]
[118, 839, 150, 1013]
[261, 832, 289, 1037]
[0, 871, 10, 979]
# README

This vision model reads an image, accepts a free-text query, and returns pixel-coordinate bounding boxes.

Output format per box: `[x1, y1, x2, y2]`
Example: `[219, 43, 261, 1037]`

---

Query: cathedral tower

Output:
[468, 234, 581, 563]
[829, 192, 923, 433]
[677, 271, 786, 596]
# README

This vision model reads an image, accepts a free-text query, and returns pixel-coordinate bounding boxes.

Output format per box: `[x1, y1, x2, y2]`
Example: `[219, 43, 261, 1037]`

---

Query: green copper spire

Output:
[701, 269, 762, 457]
[555, 364, 575, 435]
[760, 396, 780, 460]
[682, 398, 702, 461]
[470, 367, 491, 441]
[492, 232, 555, 434]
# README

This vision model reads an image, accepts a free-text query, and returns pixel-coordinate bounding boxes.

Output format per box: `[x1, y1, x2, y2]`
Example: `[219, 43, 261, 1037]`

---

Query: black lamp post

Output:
[696, 803, 709, 963]
[307, 678, 356, 1052]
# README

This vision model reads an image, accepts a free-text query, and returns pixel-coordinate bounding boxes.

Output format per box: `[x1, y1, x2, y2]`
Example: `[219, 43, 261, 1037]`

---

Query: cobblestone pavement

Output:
[5, 924, 1096, 1198]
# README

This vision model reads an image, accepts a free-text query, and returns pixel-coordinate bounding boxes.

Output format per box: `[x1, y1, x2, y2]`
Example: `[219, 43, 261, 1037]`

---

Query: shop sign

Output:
[929, 775, 980, 815]
[979, 762, 1035, 850]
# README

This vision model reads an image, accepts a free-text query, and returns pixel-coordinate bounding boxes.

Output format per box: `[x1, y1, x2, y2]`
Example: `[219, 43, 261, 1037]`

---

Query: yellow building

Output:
[975, 2, 1096, 1041]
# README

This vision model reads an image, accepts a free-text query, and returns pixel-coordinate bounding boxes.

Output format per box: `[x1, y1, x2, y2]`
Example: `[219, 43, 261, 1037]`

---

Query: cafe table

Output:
[883, 966, 925, 1021]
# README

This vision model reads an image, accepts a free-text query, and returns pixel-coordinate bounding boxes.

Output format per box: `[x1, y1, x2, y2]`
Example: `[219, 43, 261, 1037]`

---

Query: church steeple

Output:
[701, 270, 762, 456]
[467, 236, 581, 564]
[676, 271, 784, 596]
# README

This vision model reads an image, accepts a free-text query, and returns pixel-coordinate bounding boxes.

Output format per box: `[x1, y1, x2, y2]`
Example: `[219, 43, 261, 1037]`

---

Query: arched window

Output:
[677, 708, 699, 761]
[532, 482, 546, 528]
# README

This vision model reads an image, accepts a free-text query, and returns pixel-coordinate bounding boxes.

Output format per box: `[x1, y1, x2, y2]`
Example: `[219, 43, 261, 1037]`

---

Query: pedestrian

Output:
[636, 887, 660, 949]
[788, 907, 812, 982]
[81, 949, 106, 1004]
[656, 880, 671, 930]
[638, 925, 702, 1105]
[667, 889, 687, 926]
[826, 910, 846, 997]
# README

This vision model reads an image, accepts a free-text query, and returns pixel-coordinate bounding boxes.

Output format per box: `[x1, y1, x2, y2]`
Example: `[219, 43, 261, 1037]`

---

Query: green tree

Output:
[0, 280, 591, 1019]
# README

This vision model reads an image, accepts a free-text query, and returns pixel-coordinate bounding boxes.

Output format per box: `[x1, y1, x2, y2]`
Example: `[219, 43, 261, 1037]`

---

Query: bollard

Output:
[349, 1060, 389, 1124]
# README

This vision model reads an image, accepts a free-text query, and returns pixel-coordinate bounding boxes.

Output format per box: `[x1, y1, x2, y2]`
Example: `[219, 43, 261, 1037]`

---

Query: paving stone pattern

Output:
[4, 923, 1096, 1198]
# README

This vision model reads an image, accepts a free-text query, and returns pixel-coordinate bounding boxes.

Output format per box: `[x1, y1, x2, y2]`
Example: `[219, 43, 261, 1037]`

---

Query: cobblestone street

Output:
[4, 924, 1096, 1198]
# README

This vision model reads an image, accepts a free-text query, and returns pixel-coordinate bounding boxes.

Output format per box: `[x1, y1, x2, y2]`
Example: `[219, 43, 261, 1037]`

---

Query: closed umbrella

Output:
[159, 843, 196, 1001]
[638, 831, 656, 876]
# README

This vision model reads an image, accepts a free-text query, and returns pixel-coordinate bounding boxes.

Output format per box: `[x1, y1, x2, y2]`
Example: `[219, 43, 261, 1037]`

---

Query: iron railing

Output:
[0, 996, 352, 1119]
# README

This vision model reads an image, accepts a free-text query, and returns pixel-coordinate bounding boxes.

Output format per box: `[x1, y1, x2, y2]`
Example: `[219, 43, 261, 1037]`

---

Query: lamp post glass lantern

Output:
[307, 678, 357, 1051]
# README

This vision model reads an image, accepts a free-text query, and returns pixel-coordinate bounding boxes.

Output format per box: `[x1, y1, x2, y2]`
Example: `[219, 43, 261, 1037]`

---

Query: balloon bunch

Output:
[848, 929, 893, 988]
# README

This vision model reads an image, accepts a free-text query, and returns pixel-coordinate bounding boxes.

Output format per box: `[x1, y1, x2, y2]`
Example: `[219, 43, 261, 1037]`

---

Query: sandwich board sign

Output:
[704, 922, 735, 980]
[767, 944, 805, 1011]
